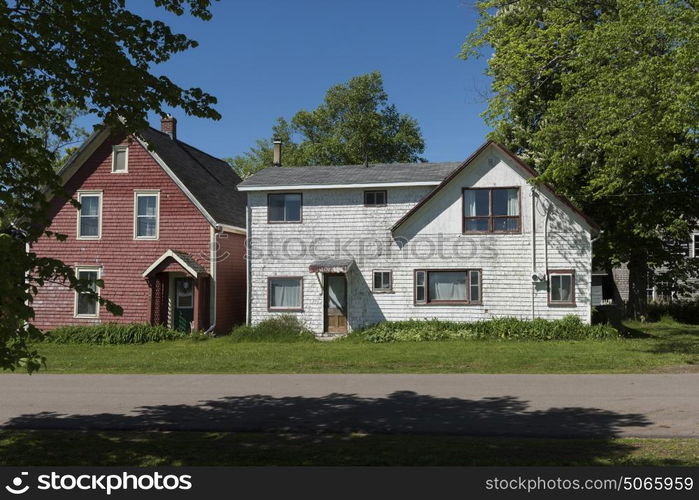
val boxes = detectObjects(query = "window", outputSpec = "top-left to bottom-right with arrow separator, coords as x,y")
463,187 -> 520,233
74,267 -> 100,317
134,192 -> 159,239
372,270 -> 392,293
548,270 -> 575,305
414,269 -> 481,305
268,193 -> 302,223
77,191 -> 102,239
268,277 -> 303,310
364,190 -> 387,206
694,234 -> 699,258
112,146 -> 128,173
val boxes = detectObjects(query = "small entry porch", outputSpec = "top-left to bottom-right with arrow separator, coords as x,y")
143,250 -> 209,333
309,259 -> 355,335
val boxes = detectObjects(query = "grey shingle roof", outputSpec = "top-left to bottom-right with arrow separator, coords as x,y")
171,250 -> 207,275
140,128 -> 246,228
238,162 -> 462,189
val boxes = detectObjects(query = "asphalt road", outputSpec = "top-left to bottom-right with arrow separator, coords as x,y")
1,374 -> 697,438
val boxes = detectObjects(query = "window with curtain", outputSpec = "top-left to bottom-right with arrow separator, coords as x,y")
549,271 -> 575,304
135,193 -> 158,239
75,268 -> 99,316
414,270 -> 481,304
268,193 -> 302,222
269,277 -> 303,310
463,188 -> 519,233
78,193 -> 101,238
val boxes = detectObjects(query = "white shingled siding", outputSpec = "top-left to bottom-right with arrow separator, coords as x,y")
247,145 -> 593,333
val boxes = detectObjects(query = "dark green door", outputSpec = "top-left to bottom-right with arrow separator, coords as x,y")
174,277 -> 194,332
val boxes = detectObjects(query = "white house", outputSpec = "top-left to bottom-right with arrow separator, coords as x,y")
237,141 -> 599,335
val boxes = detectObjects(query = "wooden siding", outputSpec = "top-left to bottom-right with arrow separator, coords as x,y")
31,134 -> 213,330
214,230 -> 247,333
247,145 -> 593,333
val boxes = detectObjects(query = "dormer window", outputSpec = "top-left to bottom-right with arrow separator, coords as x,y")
463,187 -> 520,233
112,146 -> 128,173
364,190 -> 387,206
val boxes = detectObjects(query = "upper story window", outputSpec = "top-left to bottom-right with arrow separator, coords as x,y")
74,266 -> 100,317
112,146 -> 128,173
372,270 -> 392,293
414,269 -> 481,305
463,187 -> 520,233
548,270 -> 575,306
268,193 -> 302,223
364,190 -> 387,206
77,191 -> 102,239
693,234 -> 699,258
134,191 -> 159,239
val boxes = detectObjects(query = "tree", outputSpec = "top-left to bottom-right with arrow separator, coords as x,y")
228,72 -> 425,176
462,0 -> 699,316
1,0 -> 220,372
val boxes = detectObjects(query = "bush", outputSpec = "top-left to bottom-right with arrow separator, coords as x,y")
345,316 -> 620,343
646,300 -> 699,324
44,323 -> 196,344
229,315 -> 316,342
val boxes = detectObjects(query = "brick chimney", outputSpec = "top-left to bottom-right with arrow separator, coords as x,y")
161,114 -> 177,140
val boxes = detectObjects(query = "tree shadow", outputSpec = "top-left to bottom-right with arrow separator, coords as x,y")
5,391 -> 649,437
1,392 -> 659,465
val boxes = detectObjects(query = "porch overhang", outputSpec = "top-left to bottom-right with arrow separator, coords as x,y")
142,249 -> 207,278
309,258 -> 355,274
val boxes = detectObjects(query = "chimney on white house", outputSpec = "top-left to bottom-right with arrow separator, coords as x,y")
161,114 -> 177,140
272,139 -> 282,166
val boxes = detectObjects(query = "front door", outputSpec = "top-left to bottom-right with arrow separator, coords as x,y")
174,277 -> 194,332
324,274 -> 347,334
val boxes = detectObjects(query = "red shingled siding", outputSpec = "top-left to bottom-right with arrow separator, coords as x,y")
214,231 -> 247,334
31,134 -> 213,331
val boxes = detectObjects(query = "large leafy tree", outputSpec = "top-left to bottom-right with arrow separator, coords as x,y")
463,0 -> 699,316
228,72 -> 426,177
1,0 -> 220,371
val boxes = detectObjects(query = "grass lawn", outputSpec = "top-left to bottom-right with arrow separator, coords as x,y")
29,319 -> 699,374
0,430 -> 697,466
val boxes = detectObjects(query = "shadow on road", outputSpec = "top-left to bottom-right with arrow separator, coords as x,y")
5,391 -> 649,437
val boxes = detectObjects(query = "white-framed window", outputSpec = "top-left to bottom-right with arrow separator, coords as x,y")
74,266 -> 100,318
268,277 -> 303,311
111,145 -> 128,173
77,191 -> 102,239
414,269 -> 481,305
548,270 -> 575,305
134,191 -> 159,239
372,270 -> 392,293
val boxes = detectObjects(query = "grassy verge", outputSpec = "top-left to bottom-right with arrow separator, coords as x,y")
25,319 -> 698,374
0,430 -> 696,466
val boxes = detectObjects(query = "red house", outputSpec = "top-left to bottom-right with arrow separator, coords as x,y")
31,117 -> 247,334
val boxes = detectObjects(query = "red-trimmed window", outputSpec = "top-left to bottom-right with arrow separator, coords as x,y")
463,188 -> 520,233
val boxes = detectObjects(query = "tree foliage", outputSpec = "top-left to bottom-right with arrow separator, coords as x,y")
228,72 -> 426,177
0,0 -> 220,371
463,0 -> 699,315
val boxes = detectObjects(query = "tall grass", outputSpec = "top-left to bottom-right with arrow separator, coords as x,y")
44,324 -> 195,344
229,315 -> 316,343
343,315 -> 620,343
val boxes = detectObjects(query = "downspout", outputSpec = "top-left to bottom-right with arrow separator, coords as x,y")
246,202 -> 252,325
544,202 -> 552,280
206,225 -> 221,334
531,187 -> 537,319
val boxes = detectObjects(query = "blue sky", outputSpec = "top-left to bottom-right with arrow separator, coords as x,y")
124,0 -> 492,163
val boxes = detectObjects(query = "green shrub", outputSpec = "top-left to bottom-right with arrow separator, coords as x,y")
646,300 -> 699,324
345,316 -> 620,343
44,323 -> 194,344
229,315 -> 316,342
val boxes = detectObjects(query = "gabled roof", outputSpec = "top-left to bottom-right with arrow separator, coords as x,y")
57,125 -> 246,230
142,249 -> 207,278
391,141 -> 600,233
237,162 -> 461,191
